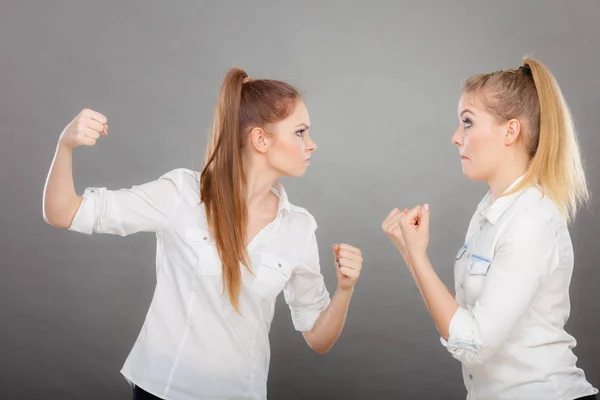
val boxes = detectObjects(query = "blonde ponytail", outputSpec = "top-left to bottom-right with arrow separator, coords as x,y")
463,57 -> 589,222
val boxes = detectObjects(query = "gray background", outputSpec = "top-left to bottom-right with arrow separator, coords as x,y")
1,1 -> 598,399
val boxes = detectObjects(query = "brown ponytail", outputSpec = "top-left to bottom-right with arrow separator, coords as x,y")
200,68 -> 300,312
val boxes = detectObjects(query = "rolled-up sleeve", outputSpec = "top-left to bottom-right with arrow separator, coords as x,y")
441,212 -> 557,367
283,220 -> 331,332
69,169 -> 182,236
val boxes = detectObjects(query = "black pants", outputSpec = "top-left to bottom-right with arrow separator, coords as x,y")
129,386 -> 598,400
132,386 -> 164,400
131,385 -> 597,400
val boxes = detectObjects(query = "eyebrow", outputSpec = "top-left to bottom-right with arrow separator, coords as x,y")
296,123 -> 310,129
460,109 -> 475,117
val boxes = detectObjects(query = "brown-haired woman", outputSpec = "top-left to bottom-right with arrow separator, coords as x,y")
43,68 -> 364,400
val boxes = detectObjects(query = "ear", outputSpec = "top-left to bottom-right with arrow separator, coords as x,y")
504,119 -> 522,146
249,127 -> 269,154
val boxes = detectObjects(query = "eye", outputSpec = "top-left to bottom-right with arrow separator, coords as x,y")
462,117 -> 472,130
295,129 -> 306,137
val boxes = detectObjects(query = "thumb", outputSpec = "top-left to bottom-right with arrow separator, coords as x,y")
332,244 -> 340,266
404,205 -> 422,226
420,203 -> 431,232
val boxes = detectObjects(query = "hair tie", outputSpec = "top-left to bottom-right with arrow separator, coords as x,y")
519,65 -> 533,78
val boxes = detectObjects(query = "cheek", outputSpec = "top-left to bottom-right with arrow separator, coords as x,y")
465,130 -> 502,174
271,137 -> 305,167
464,134 -> 480,155
283,138 -> 305,156
465,130 -> 490,159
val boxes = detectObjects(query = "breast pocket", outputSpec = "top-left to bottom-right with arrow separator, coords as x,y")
184,227 -> 221,275
251,252 -> 293,300
468,254 -> 492,276
462,253 -> 493,306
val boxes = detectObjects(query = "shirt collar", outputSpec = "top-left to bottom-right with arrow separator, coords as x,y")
271,181 -> 292,213
478,174 -> 528,225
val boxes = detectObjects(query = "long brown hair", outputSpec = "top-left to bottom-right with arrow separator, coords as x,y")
200,68 -> 300,312
463,57 -> 589,222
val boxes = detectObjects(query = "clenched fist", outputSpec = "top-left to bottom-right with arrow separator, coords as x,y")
383,204 -> 431,262
382,208 -> 410,256
59,108 -> 108,149
333,243 -> 363,290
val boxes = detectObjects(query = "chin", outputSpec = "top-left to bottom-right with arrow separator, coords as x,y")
462,167 -> 487,181
286,166 -> 309,178
290,169 -> 307,178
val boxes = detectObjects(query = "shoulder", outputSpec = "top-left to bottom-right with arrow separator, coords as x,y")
158,168 -> 201,204
279,201 -> 322,264
159,167 -> 200,184
276,197 -> 319,247
287,202 -> 318,231
273,183 -> 318,234
512,186 -> 566,233
501,188 -> 562,249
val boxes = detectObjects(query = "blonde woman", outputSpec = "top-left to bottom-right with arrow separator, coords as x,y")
383,58 -> 597,400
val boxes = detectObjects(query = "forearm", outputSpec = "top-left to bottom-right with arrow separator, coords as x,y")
410,254 -> 459,340
303,286 -> 354,354
43,143 -> 82,228
401,250 -> 423,293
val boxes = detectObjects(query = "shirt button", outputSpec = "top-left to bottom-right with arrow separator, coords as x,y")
278,263 -> 282,268
469,374 -> 473,380
203,236 -> 208,241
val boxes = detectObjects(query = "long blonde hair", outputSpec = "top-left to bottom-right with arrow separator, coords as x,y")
463,57 -> 589,222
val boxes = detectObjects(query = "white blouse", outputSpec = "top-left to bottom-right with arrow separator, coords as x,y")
69,168 -> 331,400
442,176 -> 598,400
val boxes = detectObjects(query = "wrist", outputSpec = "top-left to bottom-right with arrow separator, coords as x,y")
57,140 -> 74,153
336,284 -> 355,295
400,249 -> 411,263
408,251 -> 428,266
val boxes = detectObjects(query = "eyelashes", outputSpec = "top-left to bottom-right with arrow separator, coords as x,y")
462,118 -> 472,130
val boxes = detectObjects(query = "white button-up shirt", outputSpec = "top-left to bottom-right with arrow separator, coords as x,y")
441,176 -> 598,400
69,168 -> 331,400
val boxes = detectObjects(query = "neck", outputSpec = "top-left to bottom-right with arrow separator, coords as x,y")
243,156 -> 280,208
488,153 -> 529,202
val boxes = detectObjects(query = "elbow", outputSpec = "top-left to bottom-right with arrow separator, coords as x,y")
42,205 -> 72,229
303,330 -> 332,354
42,206 -> 58,227
313,340 -> 333,354
43,196 -> 82,229
309,342 -> 332,355
43,215 -> 70,229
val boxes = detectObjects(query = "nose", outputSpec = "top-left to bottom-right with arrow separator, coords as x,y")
306,135 -> 317,152
451,128 -> 463,149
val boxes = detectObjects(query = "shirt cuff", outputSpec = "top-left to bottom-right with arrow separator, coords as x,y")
68,187 -> 101,235
289,295 -> 331,332
440,307 -> 478,351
